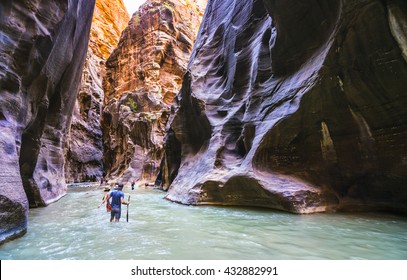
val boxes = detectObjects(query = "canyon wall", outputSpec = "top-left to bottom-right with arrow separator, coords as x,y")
0,0 -> 95,244
157,0 -> 407,213
65,0 -> 129,183
102,0 -> 207,184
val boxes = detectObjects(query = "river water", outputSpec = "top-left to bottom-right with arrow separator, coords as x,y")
1,186 -> 407,260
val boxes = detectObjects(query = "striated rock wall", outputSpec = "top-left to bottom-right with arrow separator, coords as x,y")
102,0 -> 207,183
157,0 -> 407,214
89,0 -> 130,60
0,0 -> 95,244
65,0 -> 129,183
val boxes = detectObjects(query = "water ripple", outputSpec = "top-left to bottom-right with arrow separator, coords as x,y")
1,188 -> 407,259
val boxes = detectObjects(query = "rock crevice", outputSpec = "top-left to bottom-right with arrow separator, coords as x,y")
65,0 -> 129,183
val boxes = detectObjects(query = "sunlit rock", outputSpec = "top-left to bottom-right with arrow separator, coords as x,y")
102,0 -> 207,184
65,0 -> 129,183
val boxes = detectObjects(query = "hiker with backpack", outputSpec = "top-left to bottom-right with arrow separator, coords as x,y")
99,183 -> 130,222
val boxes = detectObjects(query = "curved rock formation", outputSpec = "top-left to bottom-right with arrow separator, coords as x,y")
65,0 -> 129,183
0,0 -> 95,244
157,0 -> 407,214
102,0 -> 206,183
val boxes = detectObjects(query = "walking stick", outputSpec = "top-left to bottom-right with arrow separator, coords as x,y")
126,195 -> 131,222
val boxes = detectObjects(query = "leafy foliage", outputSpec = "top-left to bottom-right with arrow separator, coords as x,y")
126,99 -> 138,113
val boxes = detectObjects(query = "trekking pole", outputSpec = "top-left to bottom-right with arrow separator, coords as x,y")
126,195 -> 131,222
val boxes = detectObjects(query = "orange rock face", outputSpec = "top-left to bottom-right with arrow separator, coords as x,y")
65,0 -> 129,183
90,0 -> 130,60
102,0 -> 207,183
104,0 -> 206,103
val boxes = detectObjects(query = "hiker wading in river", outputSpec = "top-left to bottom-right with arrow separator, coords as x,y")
99,183 -> 130,222
98,189 -> 112,212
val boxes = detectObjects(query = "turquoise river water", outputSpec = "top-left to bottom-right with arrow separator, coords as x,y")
1,186 -> 407,260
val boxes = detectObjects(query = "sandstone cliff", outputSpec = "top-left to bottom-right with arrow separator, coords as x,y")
102,0 -> 207,183
0,0 -> 95,244
157,0 -> 407,214
65,0 -> 129,183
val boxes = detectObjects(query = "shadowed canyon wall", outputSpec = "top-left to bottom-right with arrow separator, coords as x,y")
65,0 -> 129,183
102,0 -> 207,184
157,0 -> 407,213
0,0 -> 95,244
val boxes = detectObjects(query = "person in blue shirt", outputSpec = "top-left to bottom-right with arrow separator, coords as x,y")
103,183 -> 130,222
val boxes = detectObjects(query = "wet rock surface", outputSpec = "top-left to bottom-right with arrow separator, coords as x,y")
65,0 -> 129,183
0,0 -> 95,243
158,0 -> 407,213
102,0 -> 207,184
